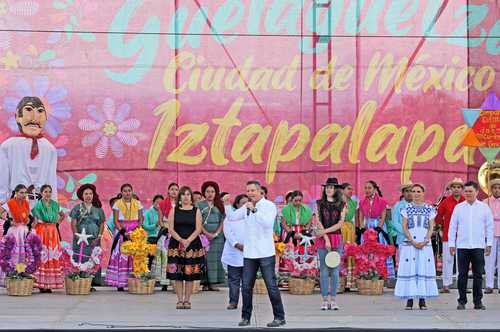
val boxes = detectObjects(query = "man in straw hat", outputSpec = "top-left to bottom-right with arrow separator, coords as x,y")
484,177 -> 500,294
435,177 -> 465,293
390,181 -> 414,247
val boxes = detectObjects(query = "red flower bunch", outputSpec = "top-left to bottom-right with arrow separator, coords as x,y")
344,229 -> 395,280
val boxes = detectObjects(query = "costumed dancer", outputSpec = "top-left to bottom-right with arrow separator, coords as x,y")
484,178 -> 500,294
105,184 -> 144,291
69,184 -> 105,288
143,195 -> 163,271
359,180 -> 395,280
340,182 -> 358,290
32,184 -> 65,292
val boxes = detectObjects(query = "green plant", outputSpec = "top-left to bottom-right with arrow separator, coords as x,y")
66,271 -> 94,281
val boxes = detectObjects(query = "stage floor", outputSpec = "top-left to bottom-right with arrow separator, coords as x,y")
1,287 -> 499,330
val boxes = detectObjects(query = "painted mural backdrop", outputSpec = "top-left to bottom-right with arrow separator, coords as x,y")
0,0 -> 499,260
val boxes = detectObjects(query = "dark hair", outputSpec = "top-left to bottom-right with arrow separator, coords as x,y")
412,184 -> 426,192
40,184 -> 52,194
152,194 -> 164,203
285,191 -> 293,202
201,181 -> 225,214
367,180 -> 383,197
220,192 -> 229,199
14,184 -> 27,193
193,191 -> 202,196
464,181 -> 479,191
120,183 -> 133,192
342,182 -> 352,189
77,184 -> 103,208
261,186 -> 268,195
233,194 -> 249,209
246,180 -> 261,188
290,190 -> 303,200
168,182 -> 179,190
318,186 -> 344,209
176,186 -> 194,208
109,197 -> 119,208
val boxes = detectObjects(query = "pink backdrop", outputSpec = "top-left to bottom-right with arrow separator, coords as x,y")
0,0 -> 499,256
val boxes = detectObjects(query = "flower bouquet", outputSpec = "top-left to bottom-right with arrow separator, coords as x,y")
284,239 -> 318,295
344,229 -> 395,295
61,246 -> 102,295
121,228 -> 156,295
0,233 -> 42,296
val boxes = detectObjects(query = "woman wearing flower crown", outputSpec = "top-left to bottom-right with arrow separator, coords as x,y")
105,183 -> 144,291
0,184 -> 32,286
31,184 -> 65,293
69,184 -> 105,289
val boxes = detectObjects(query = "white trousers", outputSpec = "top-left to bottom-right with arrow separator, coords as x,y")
485,237 -> 500,289
442,241 -> 456,287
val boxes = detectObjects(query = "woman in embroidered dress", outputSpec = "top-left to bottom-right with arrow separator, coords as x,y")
70,184 -> 106,289
341,182 -> 358,291
315,178 -> 346,311
143,195 -> 163,271
0,184 -> 32,287
197,181 -> 225,291
282,191 -> 313,245
105,183 -> 144,291
395,184 -> 438,310
32,184 -> 65,293
167,186 -> 205,309
358,180 -> 395,280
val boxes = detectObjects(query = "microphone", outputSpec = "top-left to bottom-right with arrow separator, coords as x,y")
247,208 -> 251,216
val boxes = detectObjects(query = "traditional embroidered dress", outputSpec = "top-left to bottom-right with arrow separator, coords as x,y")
105,198 -> 142,288
0,198 -> 31,286
395,203 -> 438,299
360,194 -> 395,279
341,197 -> 358,288
281,203 -> 313,271
69,203 -> 105,285
167,207 -> 205,281
197,200 -> 225,285
32,199 -> 64,289
153,200 -> 175,287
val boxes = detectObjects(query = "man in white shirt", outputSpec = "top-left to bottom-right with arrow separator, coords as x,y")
225,181 -> 285,328
221,194 -> 247,310
0,97 -> 58,207
449,181 -> 494,310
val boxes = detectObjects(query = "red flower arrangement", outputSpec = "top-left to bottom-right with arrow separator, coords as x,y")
344,229 -> 395,281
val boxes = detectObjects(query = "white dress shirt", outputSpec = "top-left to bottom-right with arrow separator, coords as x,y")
225,197 -> 277,259
221,209 -> 245,268
448,199 -> 494,249
0,137 -> 58,204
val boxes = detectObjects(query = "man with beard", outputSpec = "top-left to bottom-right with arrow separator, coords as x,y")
0,97 -> 58,207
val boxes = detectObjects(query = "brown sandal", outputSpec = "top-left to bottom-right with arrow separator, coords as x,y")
176,302 -> 184,309
183,302 -> 191,309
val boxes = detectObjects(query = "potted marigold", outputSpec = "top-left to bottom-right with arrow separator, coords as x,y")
121,228 -> 156,295
0,233 -> 42,296
344,229 -> 395,295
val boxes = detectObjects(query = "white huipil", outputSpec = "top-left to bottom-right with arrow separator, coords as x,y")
0,137 -> 58,205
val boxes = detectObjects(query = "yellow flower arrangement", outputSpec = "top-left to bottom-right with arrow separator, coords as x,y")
121,228 -> 157,277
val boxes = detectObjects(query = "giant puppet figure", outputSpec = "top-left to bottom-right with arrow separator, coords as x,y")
0,97 -> 58,206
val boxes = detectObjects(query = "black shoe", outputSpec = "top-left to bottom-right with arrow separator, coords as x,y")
39,288 -> 47,293
419,299 -> 427,310
117,287 -> 124,292
46,289 -> 52,294
405,299 -> 413,310
161,285 -> 168,292
267,319 -> 286,328
238,319 -> 250,327
474,303 -> 486,310
457,303 -> 466,310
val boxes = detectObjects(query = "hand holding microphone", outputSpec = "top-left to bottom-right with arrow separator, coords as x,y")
246,201 -> 255,216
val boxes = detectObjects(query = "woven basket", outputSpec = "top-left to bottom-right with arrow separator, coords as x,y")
253,278 -> 267,294
288,278 -> 315,295
337,277 -> 346,294
356,279 -> 384,295
171,280 -> 201,294
6,278 -> 34,296
128,278 -> 155,295
65,277 -> 92,295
